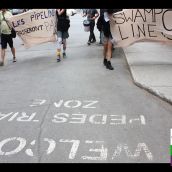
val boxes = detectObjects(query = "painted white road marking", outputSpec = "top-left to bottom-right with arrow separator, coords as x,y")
82,140 -> 108,160
59,139 -> 80,159
30,99 -> 46,107
0,137 -> 26,156
89,114 -> 107,124
0,112 -> 13,121
112,143 -> 153,160
110,115 -> 126,125
16,112 -> 37,122
25,140 -> 36,157
44,138 -> 56,155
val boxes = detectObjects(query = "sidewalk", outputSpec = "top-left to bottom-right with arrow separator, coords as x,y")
123,42 -> 172,104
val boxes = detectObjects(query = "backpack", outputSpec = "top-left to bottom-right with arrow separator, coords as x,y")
96,15 -> 103,32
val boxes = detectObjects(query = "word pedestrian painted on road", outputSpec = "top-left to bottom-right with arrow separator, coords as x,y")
111,9 -> 172,47
0,137 -> 153,161
7,9 -> 57,48
0,99 -> 146,126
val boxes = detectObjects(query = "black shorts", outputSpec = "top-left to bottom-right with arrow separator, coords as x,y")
1,34 -> 13,49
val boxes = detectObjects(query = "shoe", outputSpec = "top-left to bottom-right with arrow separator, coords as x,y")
13,57 -> 17,63
87,41 -> 91,45
57,56 -> 61,62
63,52 -> 66,58
103,58 -> 107,66
91,39 -> 96,43
0,62 -> 4,66
57,51 -> 61,62
106,61 -> 114,70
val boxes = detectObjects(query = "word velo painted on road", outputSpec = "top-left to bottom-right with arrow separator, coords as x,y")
0,137 -> 153,161
30,99 -> 98,109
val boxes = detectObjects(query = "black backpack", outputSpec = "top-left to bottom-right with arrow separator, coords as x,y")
96,15 -> 103,32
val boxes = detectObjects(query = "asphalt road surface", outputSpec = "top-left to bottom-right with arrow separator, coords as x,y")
0,14 -> 172,163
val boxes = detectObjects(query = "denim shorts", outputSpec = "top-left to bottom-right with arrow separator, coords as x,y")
57,31 -> 69,39
100,31 -> 113,44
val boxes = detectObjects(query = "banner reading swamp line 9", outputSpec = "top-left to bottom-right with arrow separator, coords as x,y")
7,9 -> 172,48
8,9 -> 57,48
110,9 -> 172,47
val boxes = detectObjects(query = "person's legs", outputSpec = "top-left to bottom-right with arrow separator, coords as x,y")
0,49 -> 5,66
103,43 -> 108,66
8,36 -> 16,62
91,22 -> 96,42
0,34 -> 7,66
62,38 -> 67,57
11,47 -> 16,62
57,34 -> 62,62
106,40 -> 112,61
99,31 -> 103,44
88,21 -> 94,44
106,40 -> 114,70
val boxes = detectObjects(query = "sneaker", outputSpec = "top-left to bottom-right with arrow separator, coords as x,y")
57,56 -> 61,62
91,39 -> 96,43
57,51 -> 61,62
0,62 -> 4,66
103,58 -> 107,66
87,41 -> 91,45
63,52 -> 66,58
13,57 -> 17,63
106,61 -> 114,70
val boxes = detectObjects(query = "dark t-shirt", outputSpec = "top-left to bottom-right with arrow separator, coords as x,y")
56,10 -> 70,32
86,9 -> 98,21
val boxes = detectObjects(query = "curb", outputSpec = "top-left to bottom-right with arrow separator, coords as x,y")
123,48 -> 172,105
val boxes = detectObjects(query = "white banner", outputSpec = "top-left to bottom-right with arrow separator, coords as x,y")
110,9 -> 172,47
8,9 -> 57,48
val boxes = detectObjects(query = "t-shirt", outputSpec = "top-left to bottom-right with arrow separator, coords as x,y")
85,9 -> 98,21
0,10 -> 13,35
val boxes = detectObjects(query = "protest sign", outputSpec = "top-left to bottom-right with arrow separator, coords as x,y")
110,9 -> 172,47
8,9 -> 57,48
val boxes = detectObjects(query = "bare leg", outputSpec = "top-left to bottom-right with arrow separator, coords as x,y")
103,43 -> 108,59
11,47 -> 16,62
11,47 -> 16,57
1,49 -> 5,65
106,41 -> 112,61
63,39 -> 67,57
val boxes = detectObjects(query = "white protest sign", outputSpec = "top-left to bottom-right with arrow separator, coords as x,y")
8,9 -> 57,48
110,9 -> 172,47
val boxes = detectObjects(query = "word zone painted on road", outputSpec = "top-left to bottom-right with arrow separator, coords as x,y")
0,99 -> 146,125
0,137 -> 153,161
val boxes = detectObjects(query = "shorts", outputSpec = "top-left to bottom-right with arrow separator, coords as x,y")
101,31 -> 113,44
57,31 -> 69,39
1,34 -> 14,49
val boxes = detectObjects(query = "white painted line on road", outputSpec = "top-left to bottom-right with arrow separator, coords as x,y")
0,137 -> 26,156
59,139 -> 80,159
82,140 -> 108,160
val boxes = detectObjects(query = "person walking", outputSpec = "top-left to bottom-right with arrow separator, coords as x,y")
100,9 -> 115,70
83,9 -> 99,45
97,9 -> 106,45
0,9 -> 16,66
56,9 -> 70,62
